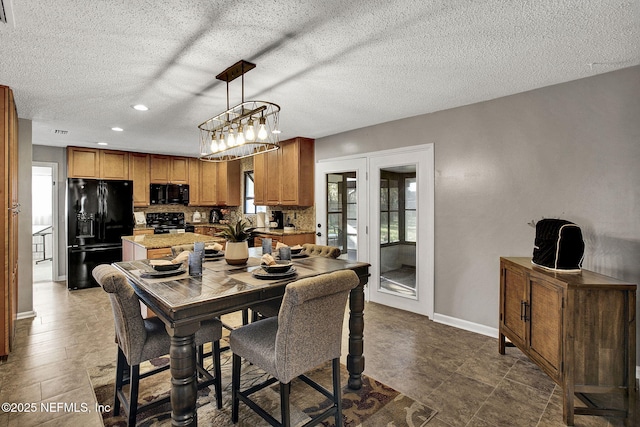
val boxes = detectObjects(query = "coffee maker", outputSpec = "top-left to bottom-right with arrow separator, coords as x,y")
271,210 -> 284,229
209,208 -> 223,224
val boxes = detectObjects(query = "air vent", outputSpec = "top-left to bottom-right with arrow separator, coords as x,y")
52,129 -> 69,135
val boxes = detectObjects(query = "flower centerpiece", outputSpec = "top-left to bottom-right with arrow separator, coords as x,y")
217,219 -> 253,265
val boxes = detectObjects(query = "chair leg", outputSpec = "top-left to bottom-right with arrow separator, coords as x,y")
128,364 -> 140,427
242,309 -> 249,325
113,347 -> 126,416
332,358 -> 343,427
213,340 -> 223,409
197,344 -> 204,378
280,382 -> 291,427
231,353 -> 241,423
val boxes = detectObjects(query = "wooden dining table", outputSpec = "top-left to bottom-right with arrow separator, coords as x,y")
113,250 -> 370,427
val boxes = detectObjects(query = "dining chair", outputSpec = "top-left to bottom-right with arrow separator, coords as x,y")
249,243 -> 342,321
230,269 -> 359,427
92,264 -> 223,426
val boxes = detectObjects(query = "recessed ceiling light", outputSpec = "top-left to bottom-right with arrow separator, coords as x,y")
97,142 -> 108,146
132,104 -> 149,111
111,127 -> 124,132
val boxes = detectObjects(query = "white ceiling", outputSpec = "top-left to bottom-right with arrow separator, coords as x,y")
1,0 -> 638,157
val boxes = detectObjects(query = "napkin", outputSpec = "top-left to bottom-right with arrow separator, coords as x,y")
173,251 -> 191,264
206,243 -> 223,251
149,259 -> 172,266
290,244 -> 303,250
261,253 -> 276,266
275,242 -> 289,250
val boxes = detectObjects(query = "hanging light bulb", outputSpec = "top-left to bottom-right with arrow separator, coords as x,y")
210,133 -> 218,152
227,128 -> 236,147
237,125 -> 245,145
257,116 -> 268,140
219,132 -> 227,151
245,118 -> 255,141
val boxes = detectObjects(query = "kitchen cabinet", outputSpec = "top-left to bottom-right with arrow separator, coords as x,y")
133,228 -> 154,236
129,153 -> 150,207
198,159 -> 218,206
216,160 -> 240,206
499,257 -> 636,426
67,147 -> 100,178
188,159 -> 239,206
254,137 -> 314,206
188,158 -> 202,206
1,85 -> 18,357
67,147 -> 130,180
150,154 -> 189,184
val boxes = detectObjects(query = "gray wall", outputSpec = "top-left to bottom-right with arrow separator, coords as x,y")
317,66 -> 640,351
17,119 -> 33,314
32,145 -> 67,280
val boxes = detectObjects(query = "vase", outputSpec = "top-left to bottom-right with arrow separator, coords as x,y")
224,241 -> 249,265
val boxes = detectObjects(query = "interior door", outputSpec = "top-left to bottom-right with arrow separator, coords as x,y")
315,158 -> 368,263
368,146 -> 434,317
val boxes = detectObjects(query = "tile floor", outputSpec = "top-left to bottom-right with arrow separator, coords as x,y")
0,278 -> 637,426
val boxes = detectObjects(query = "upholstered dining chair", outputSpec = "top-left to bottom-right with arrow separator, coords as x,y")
92,264 -> 223,426
230,269 -> 359,427
249,243 -> 342,321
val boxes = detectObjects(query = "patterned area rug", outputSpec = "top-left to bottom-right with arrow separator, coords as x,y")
89,340 -> 436,426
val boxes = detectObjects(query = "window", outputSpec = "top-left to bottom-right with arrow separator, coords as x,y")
244,171 -> 266,214
380,171 -> 416,245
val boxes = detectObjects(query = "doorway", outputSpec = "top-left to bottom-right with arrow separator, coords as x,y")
32,163 -> 57,282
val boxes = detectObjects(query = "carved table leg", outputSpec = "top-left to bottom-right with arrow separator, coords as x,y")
347,274 -> 366,390
167,323 -> 200,427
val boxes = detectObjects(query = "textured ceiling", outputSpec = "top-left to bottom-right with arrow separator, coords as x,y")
1,0 -> 638,156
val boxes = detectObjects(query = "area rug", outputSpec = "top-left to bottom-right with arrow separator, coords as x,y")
89,340 -> 436,426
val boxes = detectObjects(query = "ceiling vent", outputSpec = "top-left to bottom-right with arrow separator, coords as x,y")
52,129 -> 69,135
0,0 -> 15,26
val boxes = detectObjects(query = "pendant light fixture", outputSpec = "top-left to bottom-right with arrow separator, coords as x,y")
198,60 -> 281,162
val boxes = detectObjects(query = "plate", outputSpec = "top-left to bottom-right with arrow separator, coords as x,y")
141,268 -> 186,279
291,253 -> 308,259
204,251 -> 224,259
252,267 -> 297,280
261,261 -> 293,273
152,263 -> 182,271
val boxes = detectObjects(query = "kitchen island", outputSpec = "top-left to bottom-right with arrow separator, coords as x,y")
122,232 -> 225,261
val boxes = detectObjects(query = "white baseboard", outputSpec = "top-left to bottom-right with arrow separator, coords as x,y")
432,312 -> 640,379
17,310 -> 37,320
432,312 -> 499,338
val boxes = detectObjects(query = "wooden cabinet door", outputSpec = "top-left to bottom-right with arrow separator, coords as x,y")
265,149 -> 281,205
68,147 -> 100,178
129,153 -> 150,207
188,158 -> 201,206
280,137 -> 314,206
501,265 -> 527,349
254,153 -> 267,205
217,160 -> 240,206
528,277 -> 563,380
100,149 -> 129,180
150,155 -> 170,183
170,157 -> 189,183
199,160 -> 218,205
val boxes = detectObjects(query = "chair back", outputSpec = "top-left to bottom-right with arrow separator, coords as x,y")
301,243 -> 341,258
92,264 -> 147,364
275,269 -> 359,383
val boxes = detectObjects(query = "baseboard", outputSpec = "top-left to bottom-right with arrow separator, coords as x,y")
17,310 -> 37,320
433,312 -> 640,380
432,312 -> 499,338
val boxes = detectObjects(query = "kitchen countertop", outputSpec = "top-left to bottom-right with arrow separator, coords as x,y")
122,232 -> 224,249
252,227 -> 315,236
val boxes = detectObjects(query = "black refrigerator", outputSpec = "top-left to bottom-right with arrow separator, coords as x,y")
67,178 -> 134,289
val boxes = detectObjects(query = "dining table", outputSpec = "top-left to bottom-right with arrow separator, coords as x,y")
112,249 -> 370,427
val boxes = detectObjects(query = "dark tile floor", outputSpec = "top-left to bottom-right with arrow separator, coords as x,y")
0,279 -> 636,426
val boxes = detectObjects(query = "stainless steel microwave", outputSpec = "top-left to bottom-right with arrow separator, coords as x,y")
150,184 -> 189,205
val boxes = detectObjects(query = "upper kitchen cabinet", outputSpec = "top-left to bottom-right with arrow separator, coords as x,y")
100,149 -> 129,180
198,160 -> 218,206
67,147 -> 100,178
129,153 -> 150,207
216,160 -> 240,206
67,147 -> 130,180
149,155 -> 189,184
188,158 -> 202,206
254,137 -> 314,206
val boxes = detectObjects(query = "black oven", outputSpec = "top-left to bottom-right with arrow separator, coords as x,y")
150,184 -> 189,205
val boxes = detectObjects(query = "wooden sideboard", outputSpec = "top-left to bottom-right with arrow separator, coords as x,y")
499,257 -> 636,426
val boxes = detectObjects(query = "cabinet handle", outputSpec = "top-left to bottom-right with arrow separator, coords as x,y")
520,300 -> 526,320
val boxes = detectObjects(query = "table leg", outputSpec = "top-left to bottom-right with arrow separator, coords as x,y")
167,324 -> 200,427
347,275 -> 366,390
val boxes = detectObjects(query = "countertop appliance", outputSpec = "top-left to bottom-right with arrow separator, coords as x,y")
209,208 -> 223,224
150,183 -> 189,205
146,212 -> 193,234
271,210 -> 284,229
67,178 -> 134,289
